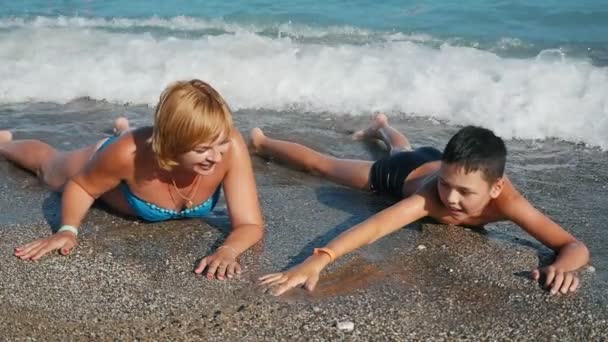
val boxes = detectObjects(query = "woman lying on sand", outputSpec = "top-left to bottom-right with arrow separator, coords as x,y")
1,79 -> 264,280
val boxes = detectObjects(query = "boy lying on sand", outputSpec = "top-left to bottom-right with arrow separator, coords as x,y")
252,114 -> 589,295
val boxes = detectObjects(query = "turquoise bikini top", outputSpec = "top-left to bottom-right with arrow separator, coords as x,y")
97,135 -> 221,222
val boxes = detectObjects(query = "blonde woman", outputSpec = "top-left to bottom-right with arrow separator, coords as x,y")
1,79 -> 264,280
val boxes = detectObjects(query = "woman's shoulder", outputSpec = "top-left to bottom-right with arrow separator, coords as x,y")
95,127 -> 153,171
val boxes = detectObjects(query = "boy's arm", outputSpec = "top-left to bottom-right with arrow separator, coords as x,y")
326,194 -> 428,259
499,185 -> 590,293
260,194 -> 429,295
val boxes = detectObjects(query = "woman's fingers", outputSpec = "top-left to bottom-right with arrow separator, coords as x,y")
549,272 -> 564,295
194,258 -> 208,274
559,273 -> 574,294
19,243 -> 48,260
544,267 -> 556,288
217,263 -> 228,280
206,260 -> 221,279
31,244 -> 56,261
14,240 -> 43,257
226,263 -> 235,279
569,276 -> 580,293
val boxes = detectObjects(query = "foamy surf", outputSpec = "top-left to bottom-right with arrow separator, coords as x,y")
1,17 -> 606,149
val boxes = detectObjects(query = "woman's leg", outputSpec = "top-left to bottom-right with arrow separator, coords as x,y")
113,117 -> 131,136
0,131 -> 99,191
250,128 -> 373,191
352,113 -> 412,155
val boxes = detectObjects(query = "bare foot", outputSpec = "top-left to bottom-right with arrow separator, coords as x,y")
113,117 -> 130,136
249,127 -> 266,154
0,130 -> 13,143
352,113 -> 389,140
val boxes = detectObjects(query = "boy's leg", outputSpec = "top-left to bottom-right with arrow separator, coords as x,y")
352,113 -> 412,155
250,128 -> 373,191
0,130 -> 97,191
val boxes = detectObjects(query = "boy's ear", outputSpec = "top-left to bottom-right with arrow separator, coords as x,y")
490,177 -> 505,199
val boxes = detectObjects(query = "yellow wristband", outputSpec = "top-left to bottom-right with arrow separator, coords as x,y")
57,225 -> 78,236
313,247 -> 336,263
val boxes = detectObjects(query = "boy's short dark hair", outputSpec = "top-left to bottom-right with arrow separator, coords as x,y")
441,126 -> 506,182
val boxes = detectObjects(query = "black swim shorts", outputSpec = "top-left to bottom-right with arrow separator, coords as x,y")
369,146 -> 442,198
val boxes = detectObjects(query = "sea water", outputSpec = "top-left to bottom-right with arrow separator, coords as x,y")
1,0 -> 607,147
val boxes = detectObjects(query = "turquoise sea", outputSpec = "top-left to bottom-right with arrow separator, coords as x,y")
1,0 -> 607,148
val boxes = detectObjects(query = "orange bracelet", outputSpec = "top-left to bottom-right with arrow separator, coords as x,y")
313,247 -> 336,263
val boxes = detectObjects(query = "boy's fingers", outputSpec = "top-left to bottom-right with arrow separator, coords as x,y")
259,273 -> 282,282
273,278 -> 303,296
304,277 -> 319,291
194,258 -> 209,274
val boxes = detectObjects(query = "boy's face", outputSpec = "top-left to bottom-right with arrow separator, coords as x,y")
437,163 -> 503,218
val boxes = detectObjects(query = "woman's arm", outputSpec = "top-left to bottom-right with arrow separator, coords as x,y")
260,193 -> 429,295
15,137 -> 131,260
195,131 -> 264,279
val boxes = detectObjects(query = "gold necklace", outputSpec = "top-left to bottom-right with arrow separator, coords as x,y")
169,174 -> 200,209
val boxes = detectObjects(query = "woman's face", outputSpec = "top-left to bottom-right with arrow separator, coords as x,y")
175,132 -> 232,175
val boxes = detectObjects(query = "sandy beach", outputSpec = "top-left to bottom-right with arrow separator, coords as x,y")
1,108 -> 606,340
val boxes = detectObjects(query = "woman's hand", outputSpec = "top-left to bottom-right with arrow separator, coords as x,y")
532,265 -> 580,295
195,246 -> 242,280
258,255 -> 328,296
14,231 -> 78,261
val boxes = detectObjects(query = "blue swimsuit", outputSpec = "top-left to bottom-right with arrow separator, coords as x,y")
97,136 -> 221,222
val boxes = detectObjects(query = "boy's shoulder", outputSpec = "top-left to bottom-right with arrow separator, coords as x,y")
492,177 -> 530,219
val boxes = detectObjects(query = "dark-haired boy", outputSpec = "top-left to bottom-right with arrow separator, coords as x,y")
251,114 -> 590,295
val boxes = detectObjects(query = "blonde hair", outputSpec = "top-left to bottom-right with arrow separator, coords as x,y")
151,79 -> 233,170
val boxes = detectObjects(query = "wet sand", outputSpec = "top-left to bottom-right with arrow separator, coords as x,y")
0,106 -> 606,340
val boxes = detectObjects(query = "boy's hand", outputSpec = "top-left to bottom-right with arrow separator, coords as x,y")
258,256 -> 326,296
14,231 -> 78,261
532,265 -> 580,295
195,246 -> 241,280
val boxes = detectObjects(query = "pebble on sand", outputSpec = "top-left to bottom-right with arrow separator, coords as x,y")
337,321 -> 355,332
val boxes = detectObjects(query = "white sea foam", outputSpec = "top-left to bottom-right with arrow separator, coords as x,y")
1,18 -> 607,149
